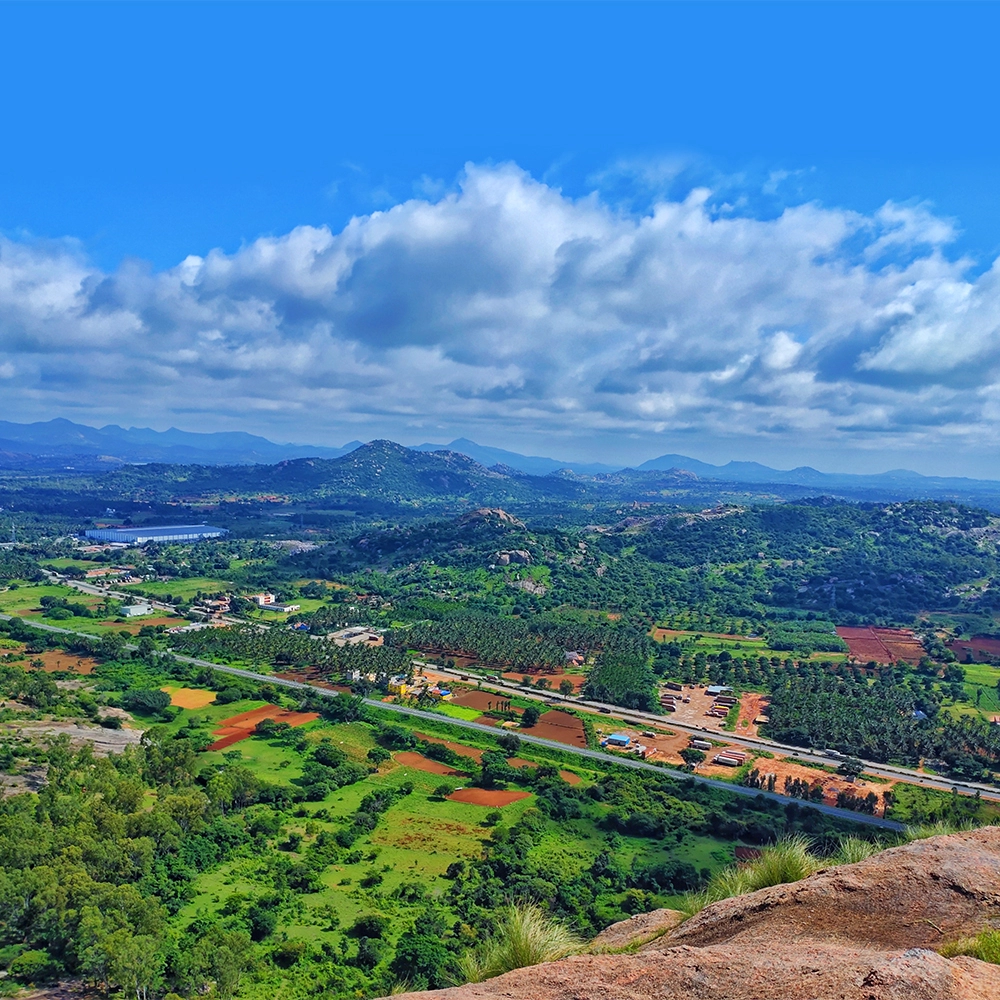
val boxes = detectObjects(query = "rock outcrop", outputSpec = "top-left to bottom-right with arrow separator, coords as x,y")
459,508 -> 527,528
389,828 -> 1000,1000
588,908 -> 683,952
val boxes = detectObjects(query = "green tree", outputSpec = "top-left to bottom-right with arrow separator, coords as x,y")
679,747 -> 706,768
104,930 -> 165,1000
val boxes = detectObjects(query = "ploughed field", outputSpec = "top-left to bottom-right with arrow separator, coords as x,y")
950,635 -> 1000,660
836,626 -> 924,664
208,704 -> 320,750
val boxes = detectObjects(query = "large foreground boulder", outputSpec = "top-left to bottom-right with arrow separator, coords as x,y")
588,909 -> 684,952
388,827 -> 1000,1000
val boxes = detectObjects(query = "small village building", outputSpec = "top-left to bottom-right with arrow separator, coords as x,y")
121,603 -> 154,618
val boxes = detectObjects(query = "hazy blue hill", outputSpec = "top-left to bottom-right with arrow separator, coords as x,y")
0,417 -> 361,465
87,439 -> 583,510
414,437 -> 621,475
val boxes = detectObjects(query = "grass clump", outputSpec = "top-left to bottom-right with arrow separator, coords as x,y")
683,835 -> 822,915
941,929 -> 1000,965
831,836 -> 886,865
457,902 -> 582,983
906,818 -> 979,841
681,834 -> 894,916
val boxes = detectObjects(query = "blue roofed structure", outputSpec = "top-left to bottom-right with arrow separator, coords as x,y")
84,524 -> 228,544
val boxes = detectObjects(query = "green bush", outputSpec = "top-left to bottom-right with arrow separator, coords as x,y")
8,948 -> 60,984
122,688 -> 172,713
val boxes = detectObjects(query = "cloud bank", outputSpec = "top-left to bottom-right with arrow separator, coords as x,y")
2,163 -> 1000,468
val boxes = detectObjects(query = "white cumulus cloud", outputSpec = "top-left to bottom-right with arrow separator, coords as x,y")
1,161 -> 999,467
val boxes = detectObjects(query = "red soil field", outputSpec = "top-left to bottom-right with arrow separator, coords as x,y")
837,626 -> 924,665
394,752 -> 464,776
736,692 -> 769,736
29,650 -> 98,675
712,755 -> 899,811
273,669 -> 352,693
501,671 -> 587,692
447,788 -> 532,807
208,704 -> 319,751
949,636 -> 1000,660
416,741 -> 577,782
525,710 -> 587,747
450,690 -> 521,713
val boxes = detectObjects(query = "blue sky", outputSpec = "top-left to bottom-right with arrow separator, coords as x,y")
2,2 -> 1000,475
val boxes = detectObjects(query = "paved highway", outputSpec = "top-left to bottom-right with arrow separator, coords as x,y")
40,568 -> 999,800
0,612 -> 905,830
420,662 -> 1000,803
164,648 -> 905,831
6,609 -> 993,817
46,566 -> 994,799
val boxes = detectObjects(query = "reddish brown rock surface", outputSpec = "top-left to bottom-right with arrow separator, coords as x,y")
588,909 -> 683,952
388,828 -> 1000,1000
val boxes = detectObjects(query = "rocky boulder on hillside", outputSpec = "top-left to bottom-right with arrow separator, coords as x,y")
387,827 -> 1000,1000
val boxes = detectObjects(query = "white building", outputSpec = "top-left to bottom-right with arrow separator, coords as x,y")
121,603 -> 155,618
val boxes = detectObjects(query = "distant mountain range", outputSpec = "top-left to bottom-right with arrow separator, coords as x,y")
4,417 -> 1000,506
412,438 -> 619,476
0,418 -> 361,468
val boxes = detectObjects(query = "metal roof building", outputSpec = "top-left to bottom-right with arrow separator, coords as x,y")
84,524 -> 228,544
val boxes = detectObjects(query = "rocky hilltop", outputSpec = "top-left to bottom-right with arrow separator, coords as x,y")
390,828 -> 1000,1000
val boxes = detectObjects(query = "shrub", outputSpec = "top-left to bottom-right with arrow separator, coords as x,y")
355,937 -> 384,970
496,732 -> 521,755
271,939 -> 307,967
8,948 -> 60,984
122,689 -> 171,713
350,914 -> 390,939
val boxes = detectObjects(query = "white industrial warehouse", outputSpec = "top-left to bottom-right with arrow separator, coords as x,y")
84,524 -> 228,544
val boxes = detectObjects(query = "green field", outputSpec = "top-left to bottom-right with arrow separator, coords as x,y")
0,582 -> 96,613
123,576 -> 234,600
957,660 -> 1000,718
653,627 -> 848,664
39,557 -> 104,570
173,713 -> 736,980
429,702 -> 483,722
247,597 -> 327,621
0,582 -> 190,634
